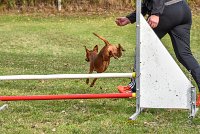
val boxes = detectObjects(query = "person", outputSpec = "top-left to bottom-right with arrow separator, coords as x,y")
115,0 -> 200,106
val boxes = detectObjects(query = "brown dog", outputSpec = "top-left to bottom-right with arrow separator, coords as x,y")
84,33 -> 125,87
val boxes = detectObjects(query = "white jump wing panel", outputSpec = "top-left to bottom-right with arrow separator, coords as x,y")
140,14 -> 191,109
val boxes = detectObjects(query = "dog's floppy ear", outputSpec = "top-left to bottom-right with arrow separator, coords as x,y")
84,46 -> 90,62
84,46 -> 89,53
93,45 -> 98,52
118,44 -> 125,51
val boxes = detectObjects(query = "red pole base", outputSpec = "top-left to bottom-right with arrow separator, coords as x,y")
0,93 -> 136,101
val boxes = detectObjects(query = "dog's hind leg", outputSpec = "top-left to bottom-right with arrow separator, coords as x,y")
86,78 -> 89,85
90,78 -> 97,87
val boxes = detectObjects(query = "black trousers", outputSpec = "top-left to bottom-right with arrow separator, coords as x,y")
153,0 -> 200,91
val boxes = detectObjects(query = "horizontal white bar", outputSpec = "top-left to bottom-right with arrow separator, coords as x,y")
0,73 -> 135,80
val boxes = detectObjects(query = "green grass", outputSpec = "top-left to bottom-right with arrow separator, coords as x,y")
0,13 -> 200,133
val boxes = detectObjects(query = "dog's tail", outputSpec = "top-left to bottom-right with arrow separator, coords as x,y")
93,33 -> 111,46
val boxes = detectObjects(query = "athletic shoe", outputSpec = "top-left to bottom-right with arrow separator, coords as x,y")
196,94 -> 200,107
117,85 -> 131,93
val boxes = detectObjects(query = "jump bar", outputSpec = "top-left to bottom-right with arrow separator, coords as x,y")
0,93 -> 136,101
0,73 -> 136,80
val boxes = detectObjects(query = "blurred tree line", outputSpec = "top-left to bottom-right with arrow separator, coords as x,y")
0,0 -> 199,13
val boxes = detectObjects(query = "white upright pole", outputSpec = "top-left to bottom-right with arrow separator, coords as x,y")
129,0 -> 142,120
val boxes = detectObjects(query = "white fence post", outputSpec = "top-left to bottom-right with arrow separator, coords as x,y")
58,0 -> 61,11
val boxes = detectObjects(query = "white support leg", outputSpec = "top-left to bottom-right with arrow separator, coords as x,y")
0,104 -> 8,111
190,87 -> 198,118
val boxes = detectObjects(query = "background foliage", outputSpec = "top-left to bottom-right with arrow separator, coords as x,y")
0,0 -> 199,13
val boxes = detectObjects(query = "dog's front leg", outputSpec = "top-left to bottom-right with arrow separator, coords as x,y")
86,68 -> 93,85
90,78 -> 97,87
109,51 -> 118,59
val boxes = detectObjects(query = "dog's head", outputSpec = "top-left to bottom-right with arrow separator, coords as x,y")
84,45 -> 98,62
107,44 -> 125,60
115,44 -> 125,58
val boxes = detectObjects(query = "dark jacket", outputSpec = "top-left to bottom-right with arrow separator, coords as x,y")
126,0 -> 171,23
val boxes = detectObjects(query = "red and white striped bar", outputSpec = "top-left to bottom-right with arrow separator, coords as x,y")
0,73 -> 136,80
0,93 -> 136,101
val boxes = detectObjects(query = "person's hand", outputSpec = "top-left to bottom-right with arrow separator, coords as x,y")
115,17 -> 131,26
147,15 -> 159,28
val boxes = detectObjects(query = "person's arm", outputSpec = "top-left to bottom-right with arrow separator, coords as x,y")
148,0 -> 166,28
126,4 -> 149,24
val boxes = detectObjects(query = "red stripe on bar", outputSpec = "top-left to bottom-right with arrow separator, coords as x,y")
0,93 -> 134,101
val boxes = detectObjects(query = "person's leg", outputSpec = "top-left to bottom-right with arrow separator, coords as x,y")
169,24 -> 200,106
169,24 -> 200,90
163,1 -> 200,105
